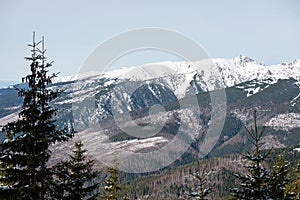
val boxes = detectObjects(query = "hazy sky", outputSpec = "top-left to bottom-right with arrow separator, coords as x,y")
0,0 -> 299,81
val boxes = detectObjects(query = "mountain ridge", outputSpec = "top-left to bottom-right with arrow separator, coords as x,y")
0,55 -> 300,173
52,55 -> 300,88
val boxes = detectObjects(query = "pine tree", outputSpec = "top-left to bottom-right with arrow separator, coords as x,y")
231,109 -> 271,200
189,161 -> 212,200
0,33 -> 72,199
53,141 -> 99,199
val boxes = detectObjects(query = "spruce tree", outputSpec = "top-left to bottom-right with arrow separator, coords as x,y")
53,141 -> 99,200
0,33 -> 72,199
189,161 -> 212,200
231,109 -> 271,200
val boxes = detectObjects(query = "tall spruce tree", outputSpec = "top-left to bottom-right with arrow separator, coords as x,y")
231,109 -> 271,200
0,33 -> 72,199
53,141 -> 99,199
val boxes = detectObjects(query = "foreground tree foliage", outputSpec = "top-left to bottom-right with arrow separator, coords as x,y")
231,110 -> 271,200
269,154 -> 292,199
53,141 -> 99,199
0,33 -> 72,199
285,160 -> 300,199
230,109 -> 296,200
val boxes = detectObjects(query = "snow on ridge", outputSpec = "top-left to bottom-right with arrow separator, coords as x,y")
214,56 -> 295,86
46,55 -> 300,111
53,55 -> 300,85
50,55 -> 300,101
52,74 -> 76,83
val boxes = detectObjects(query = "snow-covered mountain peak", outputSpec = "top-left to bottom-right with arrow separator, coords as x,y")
116,61 -> 195,81
52,56 -> 300,96
279,58 -> 300,66
233,55 -> 256,64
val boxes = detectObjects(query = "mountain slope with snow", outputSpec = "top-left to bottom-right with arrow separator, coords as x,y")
1,55 -> 300,169
54,55 -> 300,97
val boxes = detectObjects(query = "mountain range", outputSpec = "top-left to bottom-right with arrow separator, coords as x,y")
0,55 -> 300,172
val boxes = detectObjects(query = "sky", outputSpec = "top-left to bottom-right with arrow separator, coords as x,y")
0,0 -> 300,82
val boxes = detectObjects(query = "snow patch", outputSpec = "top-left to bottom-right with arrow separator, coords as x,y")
293,147 -> 300,152
3,106 -> 21,111
291,93 -> 300,107
265,113 -> 300,131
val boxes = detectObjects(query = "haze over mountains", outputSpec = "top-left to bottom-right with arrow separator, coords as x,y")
0,81 -> 18,89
